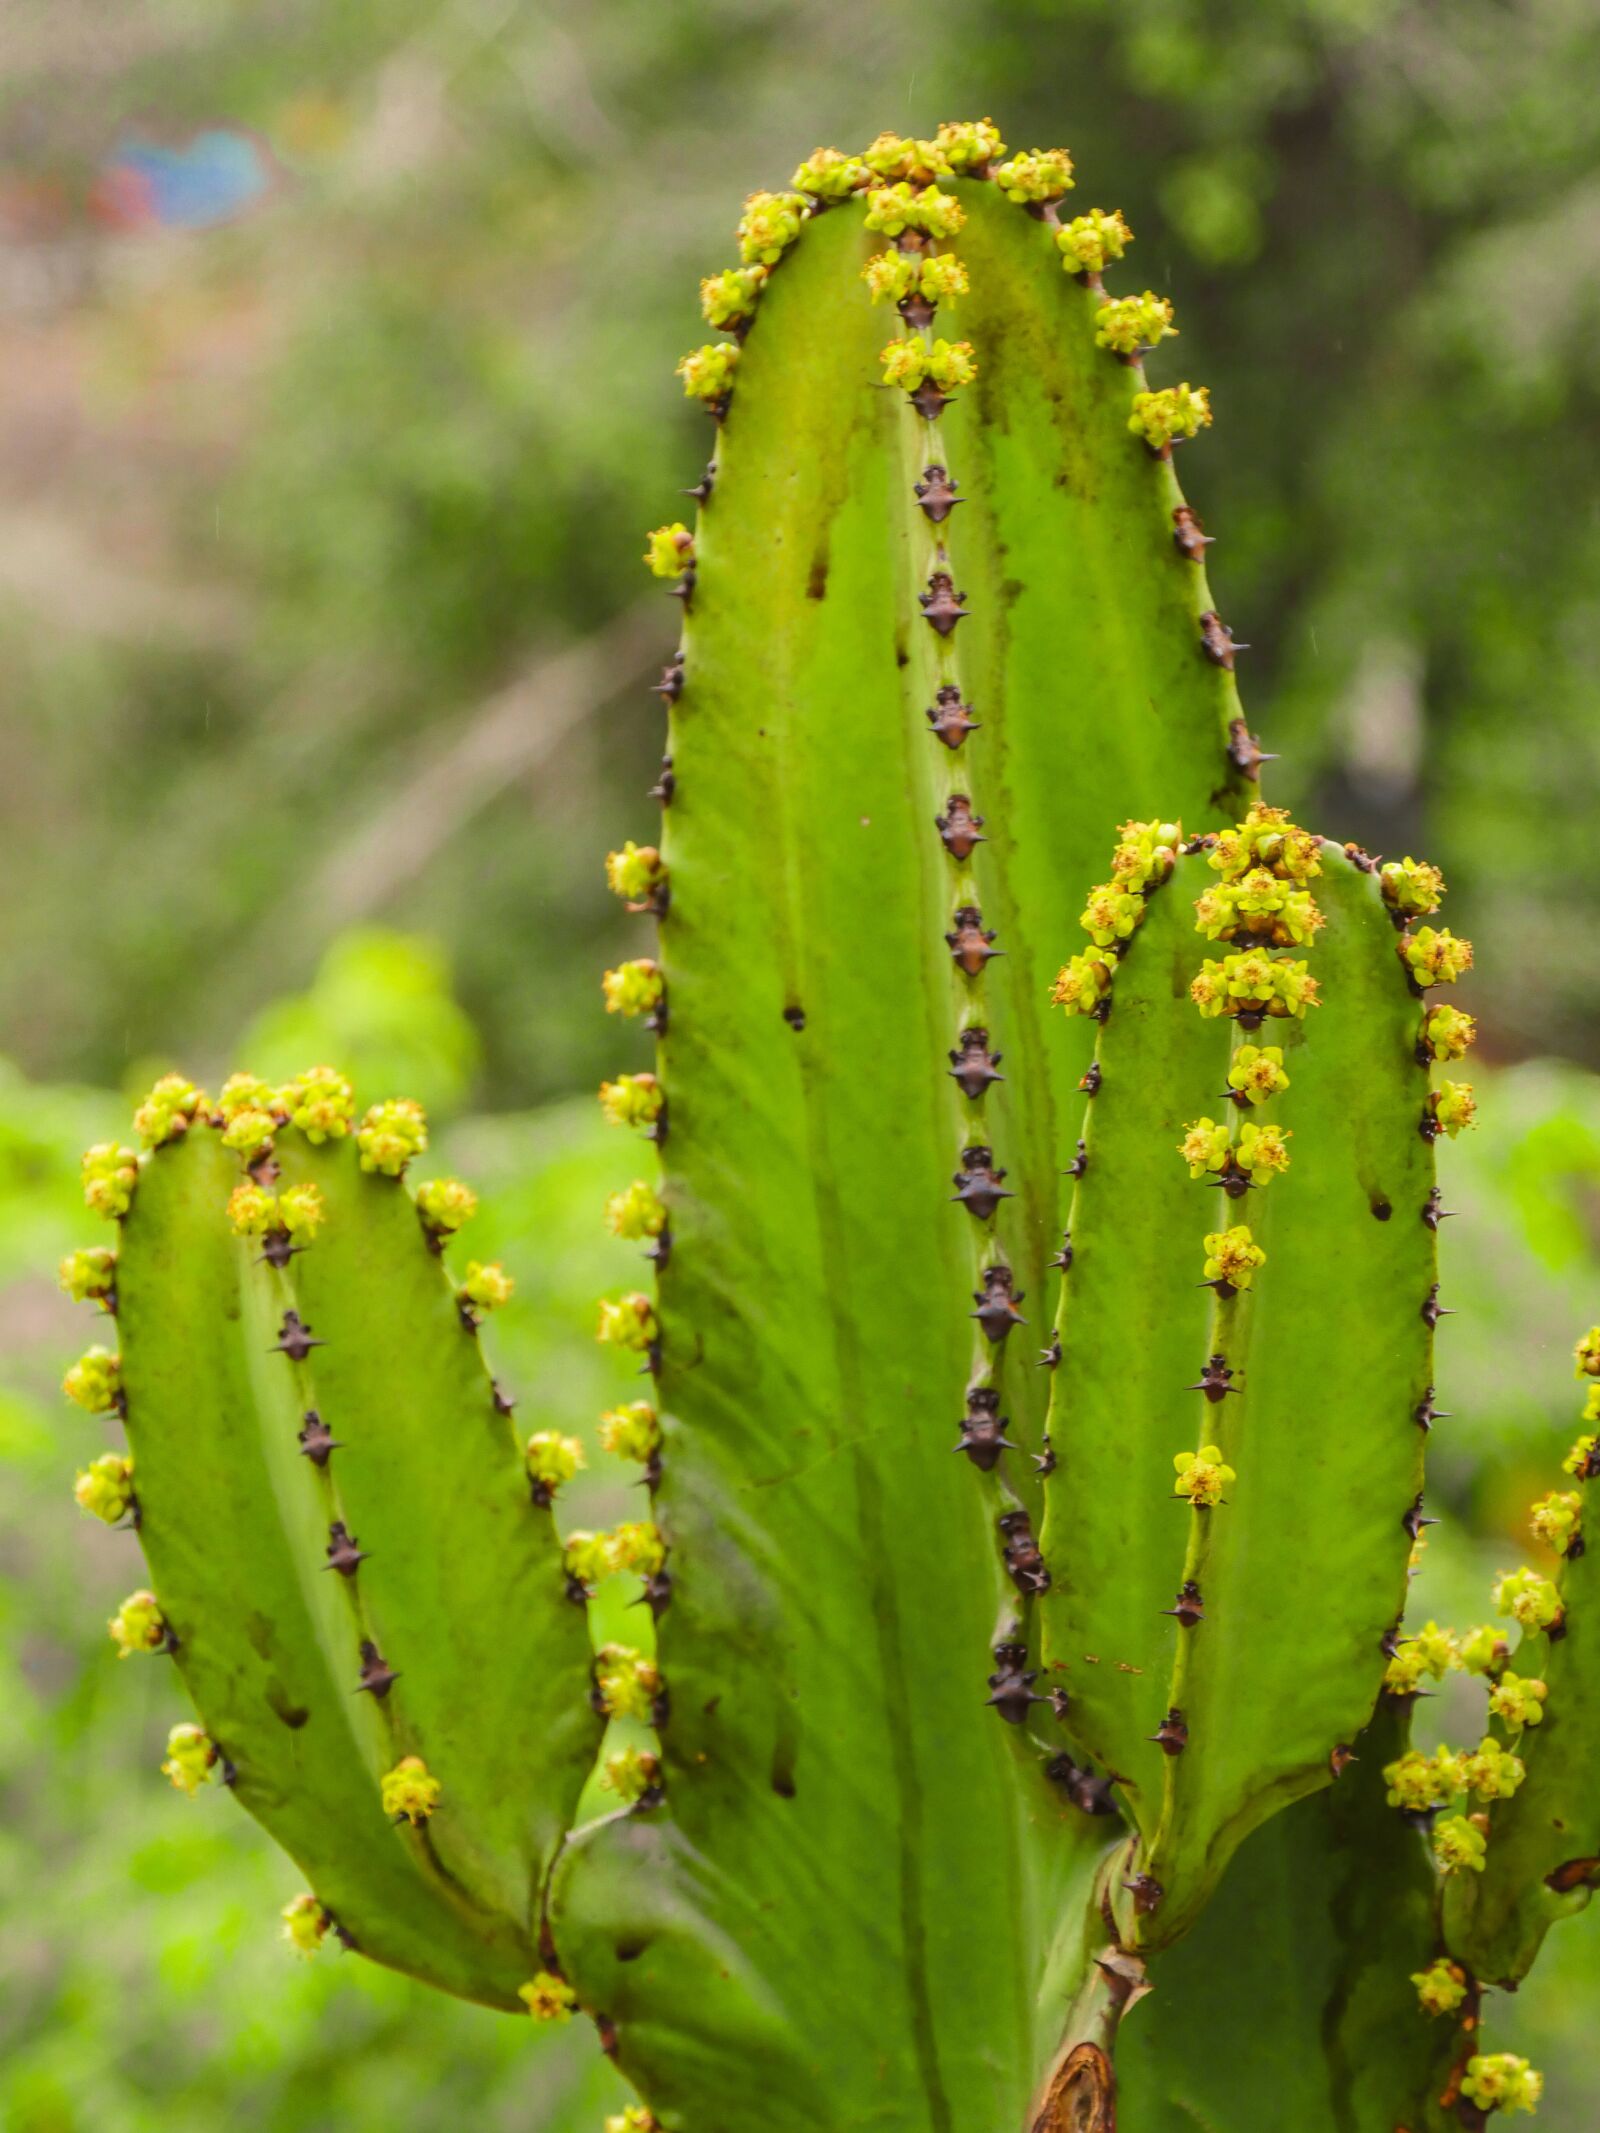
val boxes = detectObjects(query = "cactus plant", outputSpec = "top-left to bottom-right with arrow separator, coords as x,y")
58,122 -> 1587,2130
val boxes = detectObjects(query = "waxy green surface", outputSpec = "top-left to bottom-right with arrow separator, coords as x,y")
1042,848 -> 1436,1948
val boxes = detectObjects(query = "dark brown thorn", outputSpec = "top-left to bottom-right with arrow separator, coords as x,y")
946,905 -> 1002,973
971,1263 -> 1026,1344
324,1521 -> 367,1577
1329,1743 -> 1357,1778
1163,1579 -> 1206,1628
1172,504 -> 1213,560
1149,1708 -> 1189,1756
355,1641 -> 398,1698
650,654 -> 684,703
951,1145 -> 1013,1222
1037,1331 -> 1062,1369
909,379 -> 954,421
1226,717 -> 1275,780
1198,1275 -> 1239,1300
1045,1753 -> 1119,1816
1422,1186 -> 1454,1230
898,291 -> 937,330
1198,610 -> 1247,668
986,1640 -> 1046,1724
1412,1386 -> 1450,1430
1064,1139 -> 1089,1179
948,1025 -> 1003,1099
644,1226 -> 672,1272
1049,1230 -> 1073,1273
247,1151 -> 281,1189
630,1570 -> 674,1620
1033,1434 -> 1057,1477
682,463 -> 715,503
935,793 -> 986,860
926,684 -> 979,748
1079,1062 -> 1102,1096
1421,1284 -> 1452,1329
648,754 -> 676,805
1402,1493 -> 1439,1541
998,1510 -> 1050,1595
918,570 -> 968,635
1188,1353 -> 1239,1402
668,566 -> 696,608
954,1386 -> 1015,1471
298,1410 -> 340,1464
1124,1872 -> 1165,1916
271,1310 -> 322,1362
257,1228 -> 301,1269
914,463 -> 964,522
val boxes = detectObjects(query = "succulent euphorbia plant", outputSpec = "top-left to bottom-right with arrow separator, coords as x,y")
60,121 -> 1592,2130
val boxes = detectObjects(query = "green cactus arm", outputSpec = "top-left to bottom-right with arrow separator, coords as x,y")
269,1132 -> 598,1938
113,1128 -> 543,2003
1041,840 -> 1437,1948
1443,1352 -> 1600,1988
1118,1700 -> 1459,2132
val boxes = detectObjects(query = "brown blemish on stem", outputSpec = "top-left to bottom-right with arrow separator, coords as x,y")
1030,2044 -> 1115,2132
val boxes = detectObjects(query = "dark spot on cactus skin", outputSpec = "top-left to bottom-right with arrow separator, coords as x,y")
1045,1754 -> 1120,1817
955,1386 -> 1015,1471
806,546 -> 829,602
648,754 -> 676,805
952,1145 -> 1013,1222
986,1639 -> 1046,1724
298,1410 -> 340,1464
1037,1332 -> 1062,1370
1422,1186 -> 1454,1231
783,1003 -> 806,1031
1050,1231 -> 1074,1273
597,2016 -> 620,2057
1370,1195 -> 1392,1221
1172,504 -> 1213,560
947,905 -> 1002,973
1402,1493 -> 1439,1541
914,464 -> 963,522
1163,1580 -> 1205,1628
1546,1857 -> 1600,1894
936,793 -> 986,860
682,463 -> 714,504
615,1938 -> 649,1962
1413,1386 -> 1451,1431
919,571 -> 969,635
770,1750 -> 797,1800
1033,1435 -> 1057,1478
948,1026 -> 1003,1099
266,1682 -> 311,1728
972,1264 -> 1027,1344
1329,1744 -> 1357,1778
1079,1062 -> 1102,1096
1149,1708 -> 1189,1756
323,1521 -> 367,1577
1421,1283 -> 1452,1328
355,1641 -> 399,1699
1065,1140 -> 1089,1179
998,1510 -> 1050,1596
1188,1353 -> 1240,1402
926,685 -> 980,748
1123,1872 -> 1165,1916
1198,610 -> 1247,668
1226,717 -> 1275,781
271,1310 -> 322,1361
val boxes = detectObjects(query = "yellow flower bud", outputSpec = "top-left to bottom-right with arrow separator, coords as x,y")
75,1451 -> 134,1525
59,1245 -> 117,1306
518,1970 -> 578,2021
109,1589 -> 168,1658
281,1892 -> 331,1956
64,1345 -> 122,1415
82,1142 -> 139,1220
643,524 -> 693,581
598,1401 -> 662,1465
993,148 -> 1075,202
162,1721 -> 219,1796
1095,292 -> 1176,354
132,1074 -> 204,1149
356,1097 -> 428,1176
380,1756 -> 441,1825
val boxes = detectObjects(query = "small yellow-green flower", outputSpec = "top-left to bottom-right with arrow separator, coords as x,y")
1401,926 -> 1474,989
606,1180 -> 668,1240
863,182 -> 965,239
597,1291 -> 658,1353
1191,951 -> 1319,1022
459,1260 -> 513,1313
599,1072 -> 665,1130
281,1892 -> 331,1956
736,190 -> 808,265
1411,1957 -> 1470,2016
643,524 -> 693,581
604,2109 -> 659,2133
1057,207 -> 1133,273
609,1519 -> 667,1577
1095,292 -> 1175,354
59,1245 -> 117,1306
598,1401 -> 661,1465
161,1721 -> 219,1796
1422,1004 -> 1476,1062
1078,880 -> 1145,948
994,147 -> 1075,202
381,1756 -> 441,1825
132,1074 -> 204,1149
64,1344 -> 121,1415
1380,856 -> 1446,918
1110,819 -> 1181,891
565,1530 -> 616,1588
1049,951 -> 1113,1017
606,841 -> 667,904
595,1642 -> 664,1722
1237,1121 -> 1291,1180
1563,1429 -> 1599,1477
357,1097 -> 428,1176
1530,1489 -> 1582,1553
791,146 -> 871,198
1460,2053 -> 1543,2114
75,1451 -> 134,1525
1458,1623 -> 1510,1676
524,1431 -> 585,1495
879,336 -> 977,393
860,132 -> 949,183
1460,1735 -> 1526,1802
699,263 -> 768,328
221,1105 -> 277,1155
1382,1644 -> 1433,1698
227,1181 -> 276,1235
82,1142 -> 139,1220
600,1746 -> 662,1806
415,1176 -> 478,1236
933,117 -> 1006,171
862,249 -> 969,308
1427,1081 -> 1477,1138
1575,1326 -> 1600,1378
279,1065 -> 354,1141
1227,1044 -> 1290,1106
1129,383 -> 1211,449
1203,1224 -> 1265,1291
109,1589 -> 167,1658
1209,806 -> 1322,885
1433,1814 -> 1488,1876
518,1970 -> 578,2021
676,342 -> 741,406
1173,1444 -> 1235,1507
1494,1566 -> 1562,1633
1383,1744 -> 1463,1811
602,959 -> 664,1019
1408,1620 -> 1463,1679
1179,1117 -> 1231,1179
1487,1672 -> 1546,1730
